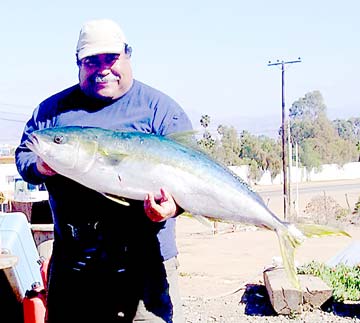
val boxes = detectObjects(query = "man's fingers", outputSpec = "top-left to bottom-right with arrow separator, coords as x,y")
144,189 -> 178,222
160,188 -> 169,202
146,192 -> 160,210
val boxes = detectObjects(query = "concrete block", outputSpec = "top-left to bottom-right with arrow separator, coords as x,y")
299,274 -> 333,310
264,267 -> 302,314
264,267 -> 333,315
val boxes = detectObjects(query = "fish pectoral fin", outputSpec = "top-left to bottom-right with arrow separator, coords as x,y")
194,215 -> 213,228
187,214 -> 217,228
102,193 -> 130,206
99,149 -> 129,166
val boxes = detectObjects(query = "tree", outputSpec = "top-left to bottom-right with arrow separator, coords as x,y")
239,130 -> 282,181
196,91 -> 359,184
289,90 -> 326,145
214,125 -> 242,166
198,114 -> 216,152
200,114 -> 210,128
289,90 -> 358,170
332,118 -> 356,141
289,90 -> 326,120
333,117 -> 360,161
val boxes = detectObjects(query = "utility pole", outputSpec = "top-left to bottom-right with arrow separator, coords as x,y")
287,121 -> 292,219
268,58 -> 301,220
295,141 -> 300,217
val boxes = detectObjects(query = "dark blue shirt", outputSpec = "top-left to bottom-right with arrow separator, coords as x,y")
15,80 -> 192,267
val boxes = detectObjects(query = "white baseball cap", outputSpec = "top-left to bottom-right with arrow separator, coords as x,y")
76,19 -> 127,60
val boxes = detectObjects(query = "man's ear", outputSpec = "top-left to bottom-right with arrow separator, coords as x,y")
125,43 -> 132,58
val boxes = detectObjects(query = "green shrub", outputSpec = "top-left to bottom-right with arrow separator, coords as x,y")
297,261 -> 360,302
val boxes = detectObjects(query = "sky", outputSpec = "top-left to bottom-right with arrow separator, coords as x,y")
0,0 -> 359,145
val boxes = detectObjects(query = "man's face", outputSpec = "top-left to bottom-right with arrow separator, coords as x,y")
78,52 -> 133,101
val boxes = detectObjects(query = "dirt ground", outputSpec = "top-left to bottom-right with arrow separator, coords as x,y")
176,179 -> 360,321
177,218 -> 360,298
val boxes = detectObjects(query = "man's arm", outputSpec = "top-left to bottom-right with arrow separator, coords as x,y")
15,106 -> 56,184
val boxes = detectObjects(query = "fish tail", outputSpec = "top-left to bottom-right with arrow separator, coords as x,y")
294,223 -> 351,239
276,224 -> 304,290
276,223 -> 351,290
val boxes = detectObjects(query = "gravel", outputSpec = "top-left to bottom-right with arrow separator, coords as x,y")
182,284 -> 360,322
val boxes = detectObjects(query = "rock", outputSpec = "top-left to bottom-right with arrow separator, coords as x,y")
264,267 -> 333,315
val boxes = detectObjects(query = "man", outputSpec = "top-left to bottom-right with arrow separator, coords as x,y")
16,19 -> 192,323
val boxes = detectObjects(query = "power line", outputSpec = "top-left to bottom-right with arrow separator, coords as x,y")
0,109 -> 30,116
0,116 -> 27,123
0,101 -> 33,108
0,103 -> 33,122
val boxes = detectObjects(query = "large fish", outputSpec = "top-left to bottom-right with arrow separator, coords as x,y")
25,126 -> 349,289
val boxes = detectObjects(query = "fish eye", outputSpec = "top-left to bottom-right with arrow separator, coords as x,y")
53,135 -> 64,144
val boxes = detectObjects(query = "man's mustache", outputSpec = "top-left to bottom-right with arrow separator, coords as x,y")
94,75 -> 120,83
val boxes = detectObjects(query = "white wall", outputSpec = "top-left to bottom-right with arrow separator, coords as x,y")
230,162 -> 360,186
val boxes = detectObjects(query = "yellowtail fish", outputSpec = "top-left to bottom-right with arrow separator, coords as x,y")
25,126 -> 350,289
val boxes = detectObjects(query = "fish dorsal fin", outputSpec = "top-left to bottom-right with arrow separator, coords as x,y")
167,131 -> 258,197
168,131 -> 257,195
166,130 -> 224,161
102,193 -> 130,206
166,131 -> 198,147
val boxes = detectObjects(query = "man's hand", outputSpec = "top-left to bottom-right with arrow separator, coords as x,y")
36,157 -> 57,176
144,188 -> 178,222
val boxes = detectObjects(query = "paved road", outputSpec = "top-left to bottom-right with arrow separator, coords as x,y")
256,178 -> 360,194
255,178 -> 360,217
